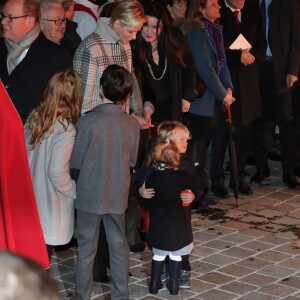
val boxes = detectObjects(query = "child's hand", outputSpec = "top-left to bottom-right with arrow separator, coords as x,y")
180,189 -> 195,205
139,182 -> 155,199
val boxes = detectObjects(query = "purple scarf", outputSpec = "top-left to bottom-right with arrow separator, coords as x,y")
202,18 -> 226,80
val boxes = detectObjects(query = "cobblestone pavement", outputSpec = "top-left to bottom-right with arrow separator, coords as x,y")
51,162 -> 300,300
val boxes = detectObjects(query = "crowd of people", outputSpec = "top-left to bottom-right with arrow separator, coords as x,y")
0,0 -> 299,299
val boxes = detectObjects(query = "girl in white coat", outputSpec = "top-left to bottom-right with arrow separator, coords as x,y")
25,69 -> 82,260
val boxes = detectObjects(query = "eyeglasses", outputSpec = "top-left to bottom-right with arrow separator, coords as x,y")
41,18 -> 67,26
0,13 -> 29,23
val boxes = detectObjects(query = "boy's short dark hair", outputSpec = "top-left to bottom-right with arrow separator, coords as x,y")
100,65 -> 133,104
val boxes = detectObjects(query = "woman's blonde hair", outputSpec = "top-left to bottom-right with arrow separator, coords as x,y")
146,139 -> 181,170
111,0 -> 147,27
157,120 -> 191,140
27,69 -> 82,148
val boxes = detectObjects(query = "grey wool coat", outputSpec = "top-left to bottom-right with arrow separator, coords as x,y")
70,104 -> 140,215
25,120 -> 77,246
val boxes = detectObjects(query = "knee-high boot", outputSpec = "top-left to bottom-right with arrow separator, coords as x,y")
149,259 -> 164,294
167,259 -> 182,295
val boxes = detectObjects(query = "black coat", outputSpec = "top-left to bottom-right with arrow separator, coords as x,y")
219,0 -> 266,126
268,0 -> 300,93
132,27 -> 195,122
140,169 -> 203,251
0,32 -> 72,123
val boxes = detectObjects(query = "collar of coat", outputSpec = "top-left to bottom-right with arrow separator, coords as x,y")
94,17 -> 120,44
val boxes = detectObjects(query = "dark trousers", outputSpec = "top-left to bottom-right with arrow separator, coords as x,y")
292,78 -> 300,168
256,61 -> 296,175
210,105 -> 253,185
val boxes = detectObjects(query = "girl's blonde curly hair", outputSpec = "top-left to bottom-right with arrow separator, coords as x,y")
27,69 -> 82,148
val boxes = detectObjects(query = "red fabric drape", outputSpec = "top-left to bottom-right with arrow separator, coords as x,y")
0,80 -> 49,269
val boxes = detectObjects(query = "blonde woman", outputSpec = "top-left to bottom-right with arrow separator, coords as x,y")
25,69 -> 82,261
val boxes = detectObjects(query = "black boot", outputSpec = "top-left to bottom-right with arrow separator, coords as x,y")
149,260 -> 164,294
167,259 -> 182,295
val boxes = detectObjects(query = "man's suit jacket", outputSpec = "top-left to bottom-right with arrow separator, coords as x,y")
268,0 -> 300,93
0,32 -> 72,123
219,0 -> 266,126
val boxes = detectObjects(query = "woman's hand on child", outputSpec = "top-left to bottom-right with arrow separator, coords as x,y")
180,189 -> 195,204
132,115 -> 154,130
139,182 -> 155,198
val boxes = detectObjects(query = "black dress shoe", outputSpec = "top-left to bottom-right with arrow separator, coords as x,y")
246,155 -> 255,166
268,151 -> 281,161
94,275 -> 110,283
250,168 -> 270,183
294,168 -> 300,177
237,181 -> 253,195
229,180 -> 253,195
282,175 -> 300,188
130,243 -> 145,253
211,184 -> 230,199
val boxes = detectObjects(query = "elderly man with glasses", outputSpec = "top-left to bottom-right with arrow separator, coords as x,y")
0,0 -> 72,123
40,0 -> 67,44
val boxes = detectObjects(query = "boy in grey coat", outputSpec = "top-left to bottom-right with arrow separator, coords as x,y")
70,65 -> 140,300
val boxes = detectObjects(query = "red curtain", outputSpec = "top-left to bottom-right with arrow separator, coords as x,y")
0,80 -> 49,269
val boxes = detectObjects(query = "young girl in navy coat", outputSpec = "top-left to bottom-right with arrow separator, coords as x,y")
139,136 -> 204,295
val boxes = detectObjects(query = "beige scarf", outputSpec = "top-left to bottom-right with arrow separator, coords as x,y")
5,25 -> 40,75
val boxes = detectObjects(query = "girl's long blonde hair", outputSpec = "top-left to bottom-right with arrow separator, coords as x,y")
27,69 -> 82,148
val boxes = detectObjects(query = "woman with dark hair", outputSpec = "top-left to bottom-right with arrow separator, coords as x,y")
186,0 -> 235,199
132,0 -> 195,127
163,0 -> 188,21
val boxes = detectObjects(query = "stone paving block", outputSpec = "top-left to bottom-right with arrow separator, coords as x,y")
197,288 -> 237,300
224,209 -> 249,219
255,209 -> 286,219
202,254 -> 239,267
240,215 -> 269,225
258,234 -> 292,245
241,240 -> 275,252
268,192 -> 296,201
286,196 -> 300,206
189,279 -> 216,293
259,283 -> 298,297
279,276 -> 300,288
193,231 -> 219,243
218,264 -> 254,277
281,297 -> 300,300
205,225 -> 237,236
288,210 -> 300,219
221,220 -> 253,231
196,272 -> 235,285
190,261 -> 219,274
220,280 -> 257,295
253,197 -> 283,207
274,230 -> 299,239
221,246 -> 257,259
192,218 -> 216,230
255,250 -> 292,262
237,203 -> 266,212
274,241 -> 300,255
273,203 -> 300,213
239,273 -> 277,286
239,228 -> 270,238
258,265 -> 297,279
279,258 -> 300,271
272,217 -> 300,226
257,224 -> 286,233
219,233 -> 257,245
201,239 -> 236,250
237,291 -> 280,300
238,257 -> 273,270
191,245 -> 220,257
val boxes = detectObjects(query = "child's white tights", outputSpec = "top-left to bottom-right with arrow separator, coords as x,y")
153,253 -> 182,261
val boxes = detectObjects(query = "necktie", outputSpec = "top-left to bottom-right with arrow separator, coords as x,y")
234,10 -> 240,25
260,0 -> 266,34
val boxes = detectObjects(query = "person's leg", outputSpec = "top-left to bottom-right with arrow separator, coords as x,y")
167,253 -> 182,295
211,106 -> 229,198
93,221 -> 110,283
179,255 -> 191,289
75,210 -> 102,300
46,245 -> 54,262
103,213 -> 129,300
149,254 -> 166,294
